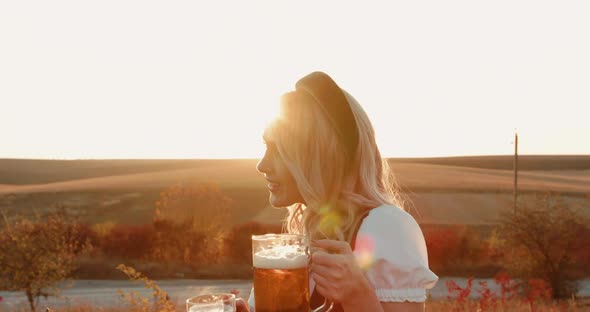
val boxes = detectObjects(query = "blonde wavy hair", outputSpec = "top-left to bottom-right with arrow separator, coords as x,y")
264,77 -> 404,242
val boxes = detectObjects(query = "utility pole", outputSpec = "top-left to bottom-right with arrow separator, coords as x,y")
513,131 -> 518,213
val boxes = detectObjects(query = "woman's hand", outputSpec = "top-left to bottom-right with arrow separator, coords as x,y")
311,239 -> 379,309
235,298 -> 249,312
231,289 -> 249,312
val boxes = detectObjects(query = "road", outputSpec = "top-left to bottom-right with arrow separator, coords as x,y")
1,278 -> 589,310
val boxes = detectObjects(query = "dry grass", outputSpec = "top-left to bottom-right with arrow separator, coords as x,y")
2,155 -> 589,185
1,159 -> 589,195
426,298 -> 588,311
3,298 -> 586,312
253,191 -> 590,225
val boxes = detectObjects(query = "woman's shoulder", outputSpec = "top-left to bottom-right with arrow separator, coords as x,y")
362,204 -> 418,228
356,204 -> 424,244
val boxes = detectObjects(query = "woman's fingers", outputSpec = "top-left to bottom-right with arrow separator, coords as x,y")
313,274 -> 339,303
310,262 -> 342,280
312,271 -> 331,289
311,249 -> 341,265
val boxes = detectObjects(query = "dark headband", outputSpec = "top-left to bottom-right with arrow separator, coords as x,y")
295,71 -> 359,162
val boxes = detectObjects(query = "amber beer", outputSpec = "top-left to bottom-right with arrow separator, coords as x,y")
252,234 -> 311,312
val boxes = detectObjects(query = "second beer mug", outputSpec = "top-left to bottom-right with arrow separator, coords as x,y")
252,234 -> 333,312
186,293 -> 236,312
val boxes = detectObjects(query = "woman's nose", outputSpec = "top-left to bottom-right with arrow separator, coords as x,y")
256,156 -> 271,174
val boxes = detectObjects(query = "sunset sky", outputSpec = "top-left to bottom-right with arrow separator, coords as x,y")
1,1 -> 589,159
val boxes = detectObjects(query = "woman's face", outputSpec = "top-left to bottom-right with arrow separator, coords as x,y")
256,140 -> 304,208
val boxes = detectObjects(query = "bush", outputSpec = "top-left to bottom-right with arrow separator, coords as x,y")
423,225 -> 490,275
150,219 -> 208,267
492,192 -> 590,299
101,223 -> 155,260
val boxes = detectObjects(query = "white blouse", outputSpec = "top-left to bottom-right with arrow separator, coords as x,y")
248,204 -> 438,308
356,205 -> 438,302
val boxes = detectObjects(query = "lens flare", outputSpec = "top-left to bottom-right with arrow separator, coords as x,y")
318,204 -> 331,215
318,211 -> 342,238
353,234 -> 375,269
317,204 -> 344,238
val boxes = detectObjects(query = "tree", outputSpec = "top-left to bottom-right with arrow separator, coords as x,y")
0,212 -> 91,311
492,192 -> 590,299
152,183 -> 232,265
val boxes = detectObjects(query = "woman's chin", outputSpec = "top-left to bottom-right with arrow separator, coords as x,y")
269,193 -> 292,208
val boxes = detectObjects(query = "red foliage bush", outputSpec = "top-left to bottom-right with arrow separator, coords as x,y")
446,277 -> 473,304
494,271 -> 519,303
446,272 -> 554,312
423,225 -> 489,273
525,278 -> 552,307
100,223 -> 155,260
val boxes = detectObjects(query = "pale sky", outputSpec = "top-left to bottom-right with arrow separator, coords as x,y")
1,1 -> 589,159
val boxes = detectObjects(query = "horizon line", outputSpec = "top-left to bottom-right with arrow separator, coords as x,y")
2,153 -> 590,162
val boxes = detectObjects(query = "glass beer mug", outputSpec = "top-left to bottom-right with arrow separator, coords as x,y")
252,234 -> 333,312
186,293 -> 237,312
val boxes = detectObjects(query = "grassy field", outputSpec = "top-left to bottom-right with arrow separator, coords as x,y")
2,155 -> 590,184
0,156 -> 588,225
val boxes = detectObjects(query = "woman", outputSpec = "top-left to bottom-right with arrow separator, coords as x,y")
242,71 -> 438,312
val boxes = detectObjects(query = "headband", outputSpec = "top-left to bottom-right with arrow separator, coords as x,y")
295,71 -> 359,162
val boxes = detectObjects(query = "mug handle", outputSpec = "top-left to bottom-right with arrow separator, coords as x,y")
311,298 -> 334,312
307,240 -> 333,312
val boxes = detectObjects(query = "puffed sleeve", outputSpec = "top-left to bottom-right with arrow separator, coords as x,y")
354,205 -> 439,302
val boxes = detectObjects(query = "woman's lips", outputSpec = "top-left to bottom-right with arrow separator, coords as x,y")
267,182 -> 280,192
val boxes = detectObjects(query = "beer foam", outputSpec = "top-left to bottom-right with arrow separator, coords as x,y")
253,245 -> 308,269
